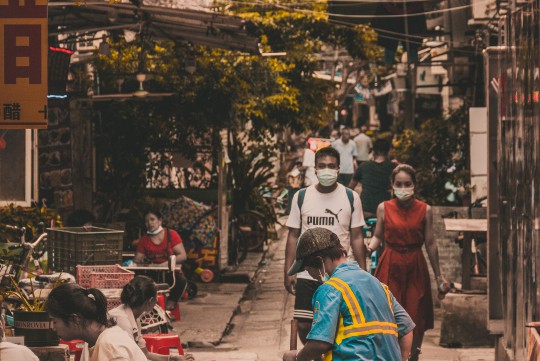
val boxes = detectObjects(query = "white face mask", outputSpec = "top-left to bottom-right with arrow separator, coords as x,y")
394,187 -> 414,201
317,168 -> 338,187
147,225 -> 163,235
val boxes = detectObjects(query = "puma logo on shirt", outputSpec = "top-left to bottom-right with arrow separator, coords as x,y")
325,208 -> 342,222
307,216 -> 336,226
307,208 -> 343,226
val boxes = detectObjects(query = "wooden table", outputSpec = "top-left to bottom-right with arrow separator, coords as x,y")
443,219 -> 487,290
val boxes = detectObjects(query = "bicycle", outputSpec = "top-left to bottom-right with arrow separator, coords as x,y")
0,223 -> 74,314
228,210 -> 267,267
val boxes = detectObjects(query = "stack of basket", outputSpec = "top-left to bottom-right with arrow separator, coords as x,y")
76,264 -> 134,310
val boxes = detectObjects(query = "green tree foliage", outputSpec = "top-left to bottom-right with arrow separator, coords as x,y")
91,1 -> 383,220
391,109 -> 470,205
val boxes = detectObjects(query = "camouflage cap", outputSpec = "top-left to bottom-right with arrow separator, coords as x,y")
287,228 -> 340,276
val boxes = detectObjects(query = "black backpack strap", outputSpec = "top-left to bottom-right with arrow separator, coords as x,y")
345,188 -> 354,214
297,188 -> 307,211
296,188 -> 307,229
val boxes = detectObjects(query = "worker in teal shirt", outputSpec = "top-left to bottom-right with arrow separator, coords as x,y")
283,228 -> 414,361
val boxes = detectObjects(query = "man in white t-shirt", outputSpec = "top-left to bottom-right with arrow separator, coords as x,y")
284,146 -> 366,344
353,125 -> 372,166
332,128 -> 358,186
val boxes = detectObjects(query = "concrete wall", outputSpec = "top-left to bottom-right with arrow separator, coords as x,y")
428,206 -> 487,303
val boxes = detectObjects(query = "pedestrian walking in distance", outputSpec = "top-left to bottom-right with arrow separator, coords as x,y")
349,138 -> 396,219
285,146 -> 366,345
331,128 -> 358,186
283,228 -> 415,361
367,164 -> 448,361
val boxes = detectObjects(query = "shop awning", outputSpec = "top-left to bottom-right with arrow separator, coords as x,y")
48,1 -> 260,54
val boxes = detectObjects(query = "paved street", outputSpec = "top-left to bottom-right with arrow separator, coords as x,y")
180,220 -> 495,361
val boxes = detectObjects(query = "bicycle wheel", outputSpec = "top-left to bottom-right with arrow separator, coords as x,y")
236,211 -> 268,251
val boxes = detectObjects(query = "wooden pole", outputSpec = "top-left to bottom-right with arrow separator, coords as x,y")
290,319 -> 298,351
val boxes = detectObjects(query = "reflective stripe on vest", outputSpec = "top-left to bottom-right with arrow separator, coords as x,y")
325,277 -> 398,342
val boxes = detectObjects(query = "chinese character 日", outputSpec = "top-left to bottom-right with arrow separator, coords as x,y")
4,24 -> 42,84
3,103 -> 21,120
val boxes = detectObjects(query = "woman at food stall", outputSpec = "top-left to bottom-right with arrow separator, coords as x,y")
109,276 -> 194,361
45,283 -> 147,361
133,210 -> 188,311
367,164 -> 448,361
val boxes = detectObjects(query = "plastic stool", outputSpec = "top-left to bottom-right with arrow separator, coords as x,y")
142,334 -> 184,355
60,339 -> 85,361
157,294 -> 181,321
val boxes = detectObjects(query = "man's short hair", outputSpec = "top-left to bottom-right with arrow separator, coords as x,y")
373,139 -> 391,156
315,146 -> 340,166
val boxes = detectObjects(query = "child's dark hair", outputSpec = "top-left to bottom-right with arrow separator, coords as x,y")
45,283 -> 113,327
120,276 -> 157,308
315,146 -> 340,166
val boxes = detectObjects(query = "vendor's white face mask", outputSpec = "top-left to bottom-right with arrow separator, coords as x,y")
147,226 -> 163,235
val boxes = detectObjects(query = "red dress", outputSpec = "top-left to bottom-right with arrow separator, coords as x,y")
374,198 -> 433,336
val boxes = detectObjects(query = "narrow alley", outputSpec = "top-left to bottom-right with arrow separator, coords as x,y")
186,221 -> 496,361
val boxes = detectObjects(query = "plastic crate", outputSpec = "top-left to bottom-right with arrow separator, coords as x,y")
47,227 -> 124,275
77,264 -> 134,289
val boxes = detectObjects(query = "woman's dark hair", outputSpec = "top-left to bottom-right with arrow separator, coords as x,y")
315,146 -> 340,166
45,283 -> 112,327
391,164 -> 417,186
145,210 -> 163,220
120,276 -> 157,308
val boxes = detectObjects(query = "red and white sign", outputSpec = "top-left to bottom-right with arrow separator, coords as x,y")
0,0 -> 48,129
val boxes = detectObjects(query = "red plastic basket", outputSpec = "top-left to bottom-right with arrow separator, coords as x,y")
77,264 -> 134,289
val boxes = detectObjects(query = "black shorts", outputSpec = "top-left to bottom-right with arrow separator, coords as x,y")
294,278 -> 320,321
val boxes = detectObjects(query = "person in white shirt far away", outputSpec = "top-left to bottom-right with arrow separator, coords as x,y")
353,125 -> 372,167
331,128 -> 358,186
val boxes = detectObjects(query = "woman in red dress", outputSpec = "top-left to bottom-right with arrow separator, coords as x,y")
368,164 -> 447,361
134,210 -> 188,310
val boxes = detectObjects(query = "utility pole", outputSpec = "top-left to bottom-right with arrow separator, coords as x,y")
403,1 -> 416,128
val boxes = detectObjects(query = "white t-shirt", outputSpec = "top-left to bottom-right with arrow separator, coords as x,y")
353,133 -> 372,162
109,304 -> 146,349
83,326 -> 147,361
302,149 -> 317,186
0,341 -> 39,361
286,184 -> 365,279
332,139 -> 358,174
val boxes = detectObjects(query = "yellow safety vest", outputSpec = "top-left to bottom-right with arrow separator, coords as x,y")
323,277 -> 397,361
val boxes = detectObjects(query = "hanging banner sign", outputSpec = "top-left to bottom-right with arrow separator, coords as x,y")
0,0 -> 48,129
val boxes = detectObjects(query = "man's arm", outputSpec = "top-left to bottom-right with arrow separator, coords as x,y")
398,330 -> 413,361
367,203 -> 385,252
350,227 -> 366,269
283,341 -> 332,361
284,227 -> 301,294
